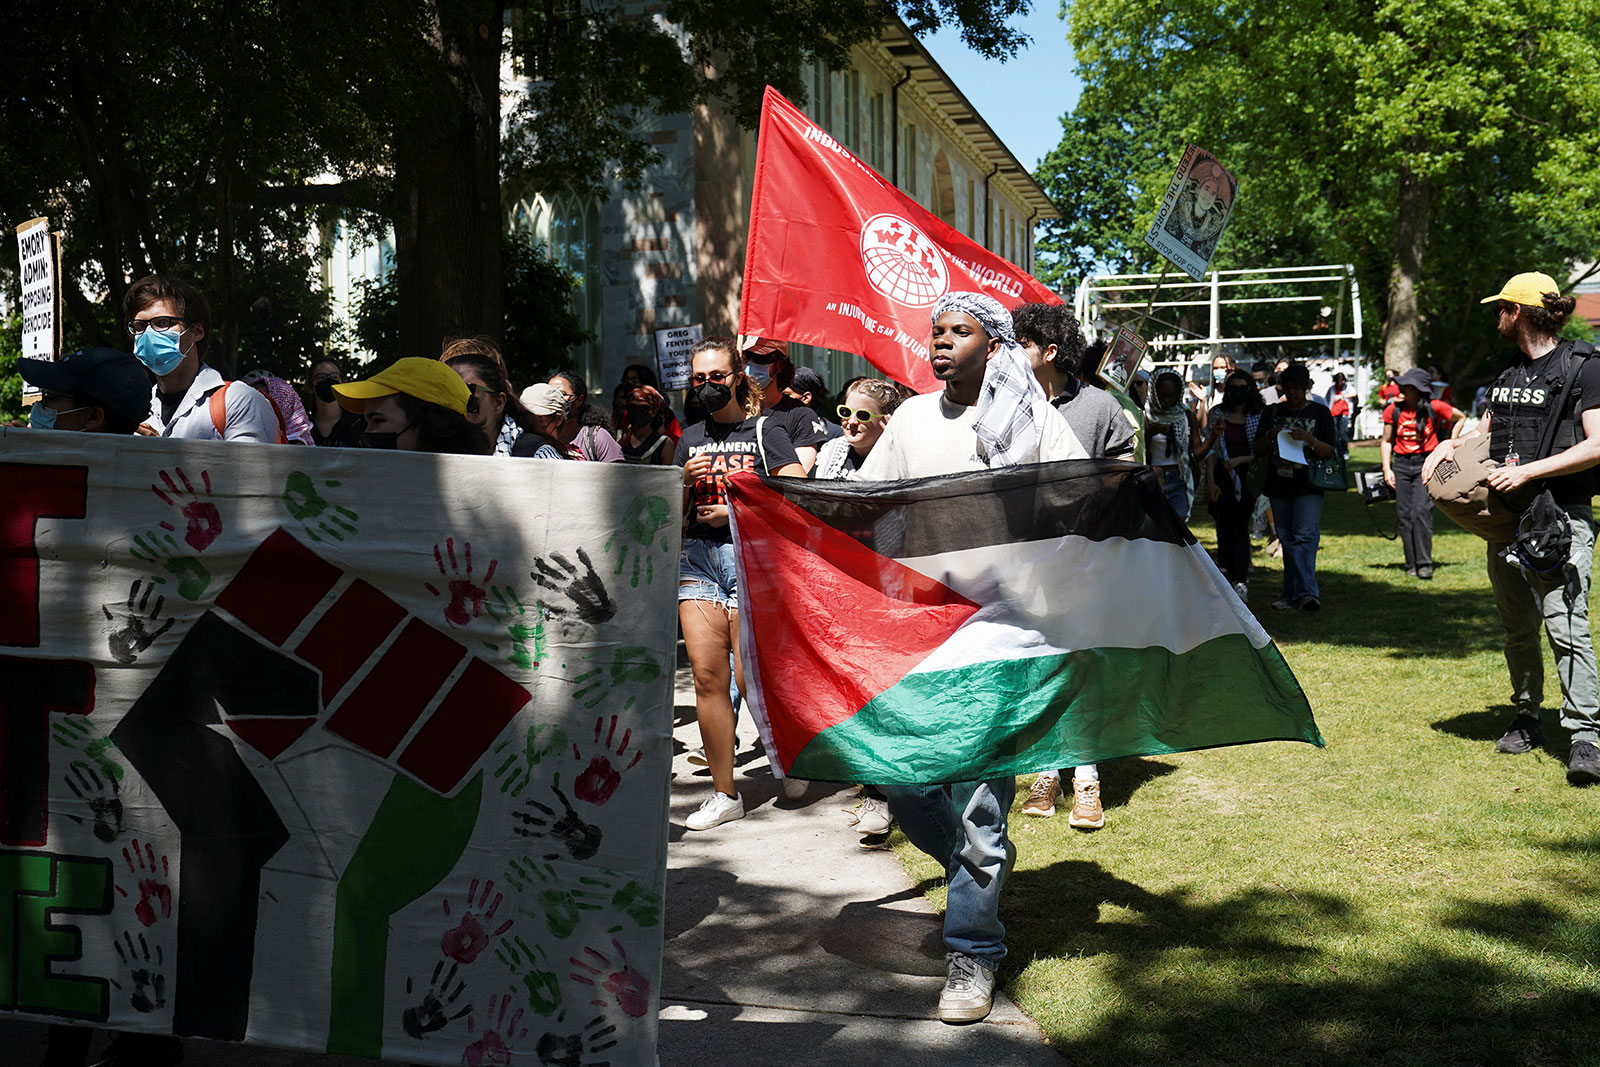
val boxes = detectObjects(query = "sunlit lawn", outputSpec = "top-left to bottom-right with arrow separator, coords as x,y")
897,443 -> 1600,1065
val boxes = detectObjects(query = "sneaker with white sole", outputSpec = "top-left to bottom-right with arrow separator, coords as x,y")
1270,597 -> 1297,611
1068,778 -> 1104,829
1232,581 -> 1249,600
686,746 -> 709,767
854,796 -> 893,835
780,777 -> 809,800
685,791 -> 744,830
938,952 -> 996,1023
1021,773 -> 1060,817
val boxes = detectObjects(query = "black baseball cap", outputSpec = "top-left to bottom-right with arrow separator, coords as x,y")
19,347 -> 153,424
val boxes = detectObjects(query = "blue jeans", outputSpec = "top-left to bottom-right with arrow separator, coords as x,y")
883,777 -> 1016,968
1269,493 -> 1323,601
1157,464 -> 1188,519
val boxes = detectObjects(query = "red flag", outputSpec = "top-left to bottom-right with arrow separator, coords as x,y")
739,86 -> 1064,391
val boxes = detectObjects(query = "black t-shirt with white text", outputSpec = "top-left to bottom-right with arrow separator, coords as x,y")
1487,346 -> 1600,503
1262,400 -> 1337,497
675,415 -> 800,542
766,396 -> 831,451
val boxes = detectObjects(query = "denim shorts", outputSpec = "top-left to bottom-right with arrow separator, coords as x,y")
678,538 -> 739,609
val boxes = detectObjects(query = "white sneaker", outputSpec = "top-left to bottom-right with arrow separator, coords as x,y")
685,791 -> 744,830
686,746 -> 709,767
1232,581 -> 1249,600
780,777 -> 809,800
854,796 -> 893,835
938,952 -> 996,1023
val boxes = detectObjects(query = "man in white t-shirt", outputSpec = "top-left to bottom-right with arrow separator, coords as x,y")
857,292 -> 1083,1025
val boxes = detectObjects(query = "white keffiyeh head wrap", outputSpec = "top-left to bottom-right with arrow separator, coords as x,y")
931,291 -> 1051,467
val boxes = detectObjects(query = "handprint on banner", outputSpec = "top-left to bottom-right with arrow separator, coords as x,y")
505,858 -> 603,939
569,938 -> 650,1018
605,874 -> 662,930
117,838 -> 172,928
426,538 -> 499,629
531,1011 -> 618,1067
496,935 -> 563,1017
482,586 -> 546,670
441,878 -> 514,964
150,467 -> 222,552
65,760 -> 123,843
111,930 -> 167,1014
568,715 -> 643,806
602,493 -> 671,588
463,993 -> 528,1067
529,549 -> 616,626
570,647 -> 663,714
128,531 -> 211,601
52,717 -> 125,785
402,960 -> 472,1038
512,784 -> 602,861
102,579 -> 176,664
281,471 -> 359,543
491,722 -> 568,798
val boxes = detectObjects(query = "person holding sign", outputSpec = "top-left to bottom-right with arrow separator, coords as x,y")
124,275 -> 279,441
1263,363 -> 1337,611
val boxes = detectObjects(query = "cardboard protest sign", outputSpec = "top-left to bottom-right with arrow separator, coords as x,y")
16,217 -> 62,405
0,430 -> 680,1065
740,87 -> 1065,392
654,324 -> 702,390
1097,324 -> 1149,395
1144,146 -> 1238,282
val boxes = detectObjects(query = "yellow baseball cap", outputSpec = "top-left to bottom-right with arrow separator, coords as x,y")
1480,272 -> 1561,307
334,356 -> 471,415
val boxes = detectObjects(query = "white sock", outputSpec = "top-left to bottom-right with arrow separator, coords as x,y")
1073,764 -> 1099,783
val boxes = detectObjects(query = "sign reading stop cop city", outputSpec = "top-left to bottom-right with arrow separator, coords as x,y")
739,87 -> 1064,391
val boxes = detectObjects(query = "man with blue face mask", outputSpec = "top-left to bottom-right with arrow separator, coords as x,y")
121,274 -> 279,441
18,347 -> 152,435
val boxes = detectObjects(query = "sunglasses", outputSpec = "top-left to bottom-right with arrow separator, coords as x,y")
837,405 -> 883,423
690,370 -> 733,384
465,382 -> 502,398
125,315 -> 188,336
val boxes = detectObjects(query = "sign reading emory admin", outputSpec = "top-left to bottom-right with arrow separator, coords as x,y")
1144,146 -> 1239,282
16,217 -> 62,361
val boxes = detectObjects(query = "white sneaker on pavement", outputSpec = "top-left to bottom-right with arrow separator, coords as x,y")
854,796 -> 893,835
685,791 -> 744,830
686,746 -> 709,766
938,952 -> 996,1023
780,777 -> 809,799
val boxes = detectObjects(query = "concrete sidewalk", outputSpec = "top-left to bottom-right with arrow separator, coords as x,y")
658,674 -> 1061,1066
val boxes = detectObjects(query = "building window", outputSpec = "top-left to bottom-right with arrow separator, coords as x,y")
932,150 -> 955,227
904,124 -> 918,197
869,92 -> 886,171
509,191 -> 603,387
845,70 -> 861,152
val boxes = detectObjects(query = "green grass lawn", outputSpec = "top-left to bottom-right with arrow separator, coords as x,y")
897,443 -> 1600,1065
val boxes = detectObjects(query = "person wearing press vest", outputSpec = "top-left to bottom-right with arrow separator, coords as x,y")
1423,272 -> 1600,785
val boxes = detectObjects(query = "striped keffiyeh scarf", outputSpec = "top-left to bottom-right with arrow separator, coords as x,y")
933,291 -> 1054,468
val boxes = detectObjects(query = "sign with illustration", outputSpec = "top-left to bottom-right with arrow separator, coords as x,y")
0,430 -> 680,1065
1144,146 -> 1238,281
1097,324 -> 1149,394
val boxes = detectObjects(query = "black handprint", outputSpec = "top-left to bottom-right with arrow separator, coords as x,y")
102,579 -> 176,664
402,959 -> 472,1038
513,784 -> 603,861
112,930 -> 166,1013
530,549 -> 616,625
535,1012 -> 619,1067
66,761 -> 123,843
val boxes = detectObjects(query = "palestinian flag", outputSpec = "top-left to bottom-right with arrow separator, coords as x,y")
726,463 -> 1321,784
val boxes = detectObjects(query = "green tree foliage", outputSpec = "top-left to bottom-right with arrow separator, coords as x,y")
1037,0 -> 1600,385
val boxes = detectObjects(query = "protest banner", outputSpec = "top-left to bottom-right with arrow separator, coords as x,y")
739,87 -> 1064,392
1097,325 -> 1149,395
16,217 -> 62,405
654,324 -> 702,391
727,465 -> 1320,783
1144,146 -> 1239,282
0,429 -> 679,1065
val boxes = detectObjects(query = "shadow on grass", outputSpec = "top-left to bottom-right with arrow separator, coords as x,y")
1099,756 -> 1177,810
1000,859 -> 1600,1065
1433,707 -> 1575,760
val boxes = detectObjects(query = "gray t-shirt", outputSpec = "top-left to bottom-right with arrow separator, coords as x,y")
1051,384 -> 1136,460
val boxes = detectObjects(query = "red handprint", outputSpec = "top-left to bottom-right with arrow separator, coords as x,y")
116,838 -> 172,928
151,468 -> 222,552
441,877 -> 513,964
463,993 -> 528,1066
425,538 -> 499,629
571,715 -> 642,806
569,938 -> 650,1018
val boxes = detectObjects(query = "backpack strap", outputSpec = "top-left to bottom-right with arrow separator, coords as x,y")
1534,341 -> 1587,462
207,383 -> 231,438
755,416 -> 772,476
582,424 -> 598,459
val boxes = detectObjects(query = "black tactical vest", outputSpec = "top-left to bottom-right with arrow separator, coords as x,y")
1487,341 -> 1589,464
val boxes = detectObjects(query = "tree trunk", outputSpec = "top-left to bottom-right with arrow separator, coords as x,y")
1382,153 -> 1431,374
392,0 -> 504,357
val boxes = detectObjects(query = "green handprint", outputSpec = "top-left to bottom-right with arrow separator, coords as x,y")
571,646 -> 662,711
52,718 -> 124,784
505,858 -> 605,939
603,493 -> 671,588
482,586 -> 546,670
610,879 -> 662,928
128,531 -> 211,600
496,935 -> 563,1016
491,722 -> 569,797
282,471 -> 359,542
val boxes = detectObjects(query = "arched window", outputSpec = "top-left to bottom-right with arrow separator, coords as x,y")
932,150 -> 956,227
507,192 -> 604,389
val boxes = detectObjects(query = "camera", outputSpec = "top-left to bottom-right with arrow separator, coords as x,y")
1356,467 -> 1394,503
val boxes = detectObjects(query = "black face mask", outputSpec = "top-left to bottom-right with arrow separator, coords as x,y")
358,431 -> 401,450
695,381 -> 733,413
628,405 -> 653,425
314,379 -> 337,404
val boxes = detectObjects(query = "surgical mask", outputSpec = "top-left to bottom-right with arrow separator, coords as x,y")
29,402 -> 87,430
695,381 -> 733,412
746,363 -> 773,388
314,379 -> 337,404
134,325 -> 188,376
358,430 -> 402,450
